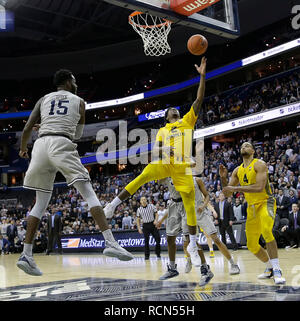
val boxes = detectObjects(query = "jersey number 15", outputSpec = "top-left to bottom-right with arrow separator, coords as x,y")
49,100 -> 69,115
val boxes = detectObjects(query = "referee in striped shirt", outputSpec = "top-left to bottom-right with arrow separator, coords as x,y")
137,196 -> 161,260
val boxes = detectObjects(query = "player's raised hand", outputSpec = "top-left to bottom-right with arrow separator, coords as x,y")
219,164 -> 228,178
195,57 -> 207,76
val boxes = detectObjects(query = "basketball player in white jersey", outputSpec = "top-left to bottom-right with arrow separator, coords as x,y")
157,176 -> 240,282
17,69 -> 134,276
185,177 -> 240,275
157,177 -> 214,286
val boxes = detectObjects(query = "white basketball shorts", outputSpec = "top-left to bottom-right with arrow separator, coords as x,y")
23,135 -> 90,193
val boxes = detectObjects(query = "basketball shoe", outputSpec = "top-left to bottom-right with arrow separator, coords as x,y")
273,269 -> 286,285
229,263 -> 240,275
199,264 -> 214,286
16,253 -> 43,276
103,240 -> 134,261
159,264 -> 179,280
257,268 -> 273,279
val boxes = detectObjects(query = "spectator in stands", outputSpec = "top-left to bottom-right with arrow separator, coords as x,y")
121,211 -> 132,230
112,223 -> 121,231
88,225 -> 95,233
282,203 -> 300,248
15,225 -> 26,253
163,187 -> 170,202
284,182 -> 298,199
233,198 -> 244,221
276,189 -> 291,219
214,193 -> 239,251
0,234 -> 10,254
46,212 -> 63,255
157,203 -> 167,228
33,231 -> 47,253
272,212 -> 289,248
0,218 -> 8,237
288,190 -> 298,211
6,219 -> 17,253
114,213 -> 123,228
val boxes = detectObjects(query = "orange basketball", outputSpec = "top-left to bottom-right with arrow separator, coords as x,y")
187,34 -> 208,56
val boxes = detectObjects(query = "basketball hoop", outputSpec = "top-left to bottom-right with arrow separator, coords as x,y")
129,11 -> 172,57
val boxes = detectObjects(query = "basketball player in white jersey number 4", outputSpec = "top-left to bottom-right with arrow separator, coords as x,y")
17,70 -> 134,276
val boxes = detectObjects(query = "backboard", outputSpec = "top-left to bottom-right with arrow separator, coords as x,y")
104,0 -> 240,38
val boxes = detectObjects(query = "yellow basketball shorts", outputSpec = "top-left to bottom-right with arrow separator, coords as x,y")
125,161 -> 197,226
245,198 -> 276,254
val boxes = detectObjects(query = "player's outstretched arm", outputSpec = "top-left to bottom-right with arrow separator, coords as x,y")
19,97 -> 43,158
220,165 -> 239,197
192,57 -> 207,116
195,177 -> 210,213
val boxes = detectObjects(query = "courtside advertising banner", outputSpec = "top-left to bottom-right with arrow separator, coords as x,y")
60,223 -> 244,252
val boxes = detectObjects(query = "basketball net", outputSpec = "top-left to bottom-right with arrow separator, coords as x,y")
129,11 -> 172,57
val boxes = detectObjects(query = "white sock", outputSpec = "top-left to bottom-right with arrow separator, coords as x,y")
270,258 -> 280,270
209,247 -> 214,252
266,260 -> 272,269
110,197 -> 122,210
102,229 -> 115,242
229,258 -> 235,265
169,261 -> 176,269
189,234 -> 197,247
23,243 -> 33,257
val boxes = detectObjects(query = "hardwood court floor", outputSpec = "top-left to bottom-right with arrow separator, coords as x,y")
0,248 -> 300,301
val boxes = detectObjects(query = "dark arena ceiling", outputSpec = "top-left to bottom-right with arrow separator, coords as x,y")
0,0 -> 295,78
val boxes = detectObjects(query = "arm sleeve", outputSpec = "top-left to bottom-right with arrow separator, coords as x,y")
183,106 -> 198,128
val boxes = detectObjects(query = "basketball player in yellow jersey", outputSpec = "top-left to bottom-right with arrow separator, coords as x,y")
105,57 -> 207,266
220,142 -> 285,285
